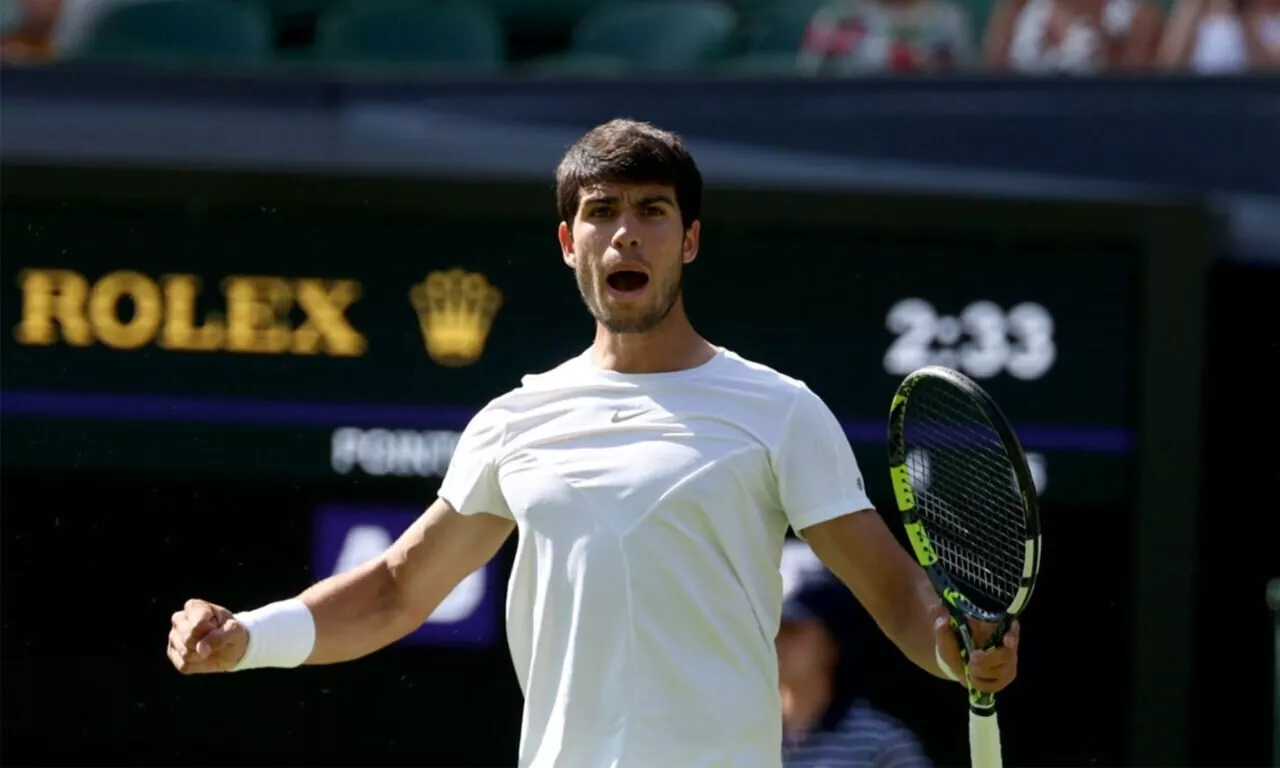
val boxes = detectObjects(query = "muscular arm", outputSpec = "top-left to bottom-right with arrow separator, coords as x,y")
298,498 -> 514,665
801,510 -> 952,681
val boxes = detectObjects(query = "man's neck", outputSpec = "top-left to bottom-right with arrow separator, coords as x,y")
590,304 -> 716,374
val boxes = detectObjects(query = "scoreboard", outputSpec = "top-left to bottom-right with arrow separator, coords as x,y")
1,200 -> 1140,506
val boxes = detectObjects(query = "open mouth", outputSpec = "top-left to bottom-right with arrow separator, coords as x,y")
606,270 -> 650,294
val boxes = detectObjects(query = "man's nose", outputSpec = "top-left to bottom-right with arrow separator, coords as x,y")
611,215 -> 642,250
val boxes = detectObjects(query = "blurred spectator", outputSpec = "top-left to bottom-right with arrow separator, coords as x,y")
2,0 -> 60,62
0,0 -> 161,63
1157,0 -> 1280,71
778,551 -> 932,768
797,0 -> 975,74
982,0 -> 1165,71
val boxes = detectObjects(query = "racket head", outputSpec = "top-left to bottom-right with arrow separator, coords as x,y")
887,365 -> 1042,630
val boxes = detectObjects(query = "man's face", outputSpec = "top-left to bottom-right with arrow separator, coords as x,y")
559,182 -> 700,334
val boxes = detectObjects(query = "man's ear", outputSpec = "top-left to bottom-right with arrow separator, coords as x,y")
559,221 -> 576,269
682,220 -> 701,265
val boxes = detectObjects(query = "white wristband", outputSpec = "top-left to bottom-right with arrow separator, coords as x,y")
231,599 -> 316,672
936,643 -> 962,683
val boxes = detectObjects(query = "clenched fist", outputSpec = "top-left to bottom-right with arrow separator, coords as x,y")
167,599 -> 247,674
932,603 -> 1020,694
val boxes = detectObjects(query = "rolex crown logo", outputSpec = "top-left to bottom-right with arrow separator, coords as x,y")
410,269 -> 503,367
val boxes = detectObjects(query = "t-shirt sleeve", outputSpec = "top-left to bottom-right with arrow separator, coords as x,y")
438,403 -> 513,520
774,385 -> 875,535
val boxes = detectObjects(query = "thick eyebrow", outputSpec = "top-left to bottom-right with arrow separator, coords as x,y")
638,194 -> 676,208
581,194 -> 676,209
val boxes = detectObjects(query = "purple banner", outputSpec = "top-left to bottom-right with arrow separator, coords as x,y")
312,504 -> 501,648
0,389 -> 1134,453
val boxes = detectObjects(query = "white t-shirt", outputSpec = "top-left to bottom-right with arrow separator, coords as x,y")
438,347 -> 874,768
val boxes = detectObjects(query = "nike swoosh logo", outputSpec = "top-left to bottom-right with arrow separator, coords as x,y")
611,409 -> 649,423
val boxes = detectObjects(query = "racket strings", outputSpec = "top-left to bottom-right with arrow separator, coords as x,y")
908,447 -> 1025,604
909,451 -> 1025,601
911,449 -> 1025,606
903,382 -> 1028,612
912,444 -> 1025,558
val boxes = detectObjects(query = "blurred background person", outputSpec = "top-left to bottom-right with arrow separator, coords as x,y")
1,0 -> 61,62
1157,0 -> 1280,72
778,552 -> 932,768
982,0 -> 1165,72
1,0 -> 172,64
797,0 -> 976,75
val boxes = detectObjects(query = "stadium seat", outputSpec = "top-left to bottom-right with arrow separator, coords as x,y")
257,0 -> 335,19
523,52 -> 636,78
733,0 -> 828,55
961,0 -> 999,43
543,0 -> 738,73
314,0 -> 506,68
73,0 -> 274,63
714,0 -> 827,75
484,0 -> 597,34
712,52 -> 803,76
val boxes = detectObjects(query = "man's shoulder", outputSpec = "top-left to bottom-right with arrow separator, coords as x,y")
470,351 -> 594,415
712,351 -> 841,427
714,349 -> 812,397
517,350 -> 594,389
506,350 -> 612,405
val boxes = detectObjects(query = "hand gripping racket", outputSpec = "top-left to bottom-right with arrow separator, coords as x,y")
887,366 -> 1042,768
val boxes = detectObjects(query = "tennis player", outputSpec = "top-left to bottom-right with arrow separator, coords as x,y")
167,118 -> 1020,768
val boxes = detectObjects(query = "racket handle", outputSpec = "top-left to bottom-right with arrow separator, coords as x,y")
968,706 -> 1003,768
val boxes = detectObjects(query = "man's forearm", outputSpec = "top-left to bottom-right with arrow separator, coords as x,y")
886,567 -> 953,681
228,500 -> 509,672
801,512 -> 960,684
296,557 -> 419,665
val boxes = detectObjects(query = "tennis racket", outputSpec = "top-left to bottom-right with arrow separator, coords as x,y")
886,365 -> 1042,768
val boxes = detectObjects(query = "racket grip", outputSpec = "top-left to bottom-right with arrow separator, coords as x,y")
968,707 -> 1003,768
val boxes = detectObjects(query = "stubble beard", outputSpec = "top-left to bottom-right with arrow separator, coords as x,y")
575,262 -> 683,335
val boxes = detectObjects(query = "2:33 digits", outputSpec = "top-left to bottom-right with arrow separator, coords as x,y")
883,299 -> 1057,381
